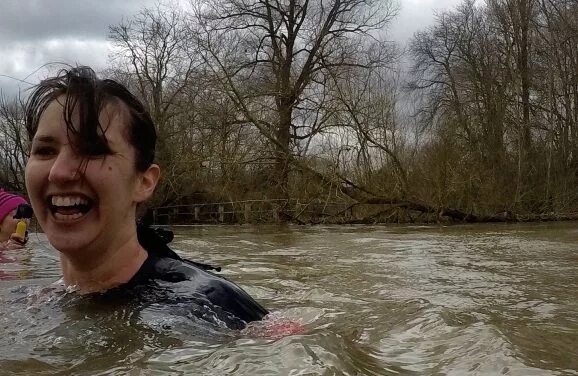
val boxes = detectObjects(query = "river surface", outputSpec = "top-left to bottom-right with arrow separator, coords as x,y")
1,223 -> 578,375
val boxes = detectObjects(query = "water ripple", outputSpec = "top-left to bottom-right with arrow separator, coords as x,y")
1,223 -> 578,374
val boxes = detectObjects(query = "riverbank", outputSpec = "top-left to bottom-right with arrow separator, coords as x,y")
147,200 -> 578,226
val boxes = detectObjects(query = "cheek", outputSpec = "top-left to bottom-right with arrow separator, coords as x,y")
25,161 -> 45,193
86,161 -> 136,193
25,163 -> 37,192
7,218 -> 17,229
25,161 -> 53,217
0,217 -> 15,233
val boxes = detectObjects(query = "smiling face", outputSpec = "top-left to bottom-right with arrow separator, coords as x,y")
25,96 -> 159,259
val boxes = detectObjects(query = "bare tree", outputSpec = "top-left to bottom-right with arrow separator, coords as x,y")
327,65 -> 408,196
409,1 -> 517,212
488,0 -> 537,205
533,0 -> 578,208
190,0 -> 398,198
109,4 -> 196,127
408,0 -> 578,215
109,4 -> 204,205
0,95 -> 27,192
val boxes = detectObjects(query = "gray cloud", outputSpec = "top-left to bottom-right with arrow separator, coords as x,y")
0,0 -> 463,98
0,0 -> 158,97
389,0 -> 466,43
0,0 -> 156,43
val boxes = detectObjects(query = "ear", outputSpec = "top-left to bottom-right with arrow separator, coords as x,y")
134,164 -> 160,203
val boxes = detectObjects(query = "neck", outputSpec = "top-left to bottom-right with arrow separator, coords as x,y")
60,232 -> 148,293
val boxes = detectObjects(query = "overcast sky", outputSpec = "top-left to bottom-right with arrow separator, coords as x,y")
0,0 -> 464,98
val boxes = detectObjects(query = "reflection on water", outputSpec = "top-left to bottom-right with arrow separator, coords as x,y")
1,223 -> 578,375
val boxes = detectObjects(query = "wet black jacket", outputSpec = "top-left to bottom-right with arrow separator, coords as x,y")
125,225 -> 268,329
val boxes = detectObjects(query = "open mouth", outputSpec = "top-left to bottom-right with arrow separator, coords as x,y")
47,195 -> 94,220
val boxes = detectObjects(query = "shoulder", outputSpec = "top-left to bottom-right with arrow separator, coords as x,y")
138,253 -> 269,324
145,256 -> 203,282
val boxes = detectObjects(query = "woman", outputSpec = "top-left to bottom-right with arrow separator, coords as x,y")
0,189 -> 29,249
24,66 -> 267,329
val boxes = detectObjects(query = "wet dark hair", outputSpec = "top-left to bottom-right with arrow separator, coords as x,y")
25,66 -> 156,172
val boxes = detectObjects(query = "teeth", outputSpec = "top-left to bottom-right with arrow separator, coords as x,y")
54,212 -> 84,221
51,195 -> 89,207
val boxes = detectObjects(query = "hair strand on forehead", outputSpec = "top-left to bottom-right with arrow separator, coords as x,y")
25,65 -> 156,172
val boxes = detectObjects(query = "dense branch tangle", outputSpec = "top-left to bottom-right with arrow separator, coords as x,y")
192,0 -> 398,198
408,0 -> 578,215
109,4 -> 262,206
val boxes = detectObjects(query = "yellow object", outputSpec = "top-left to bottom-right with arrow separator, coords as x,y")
15,219 -> 27,238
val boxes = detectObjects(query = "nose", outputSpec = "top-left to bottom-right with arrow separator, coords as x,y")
48,147 -> 82,184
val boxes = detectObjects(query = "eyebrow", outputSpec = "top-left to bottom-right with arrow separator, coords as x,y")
32,135 -> 58,144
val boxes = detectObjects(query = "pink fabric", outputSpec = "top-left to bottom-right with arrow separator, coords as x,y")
0,189 -> 27,222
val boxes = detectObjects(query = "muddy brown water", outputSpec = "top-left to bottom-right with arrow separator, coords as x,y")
1,222 -> 577,375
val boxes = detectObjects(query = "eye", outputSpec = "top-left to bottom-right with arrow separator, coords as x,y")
30,145 -> 57,158
83,142 -> 112,159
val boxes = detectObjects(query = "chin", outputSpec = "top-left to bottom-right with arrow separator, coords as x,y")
39,208 -> 97,248
42,220 -> 95,254
47,233 -> 92,256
